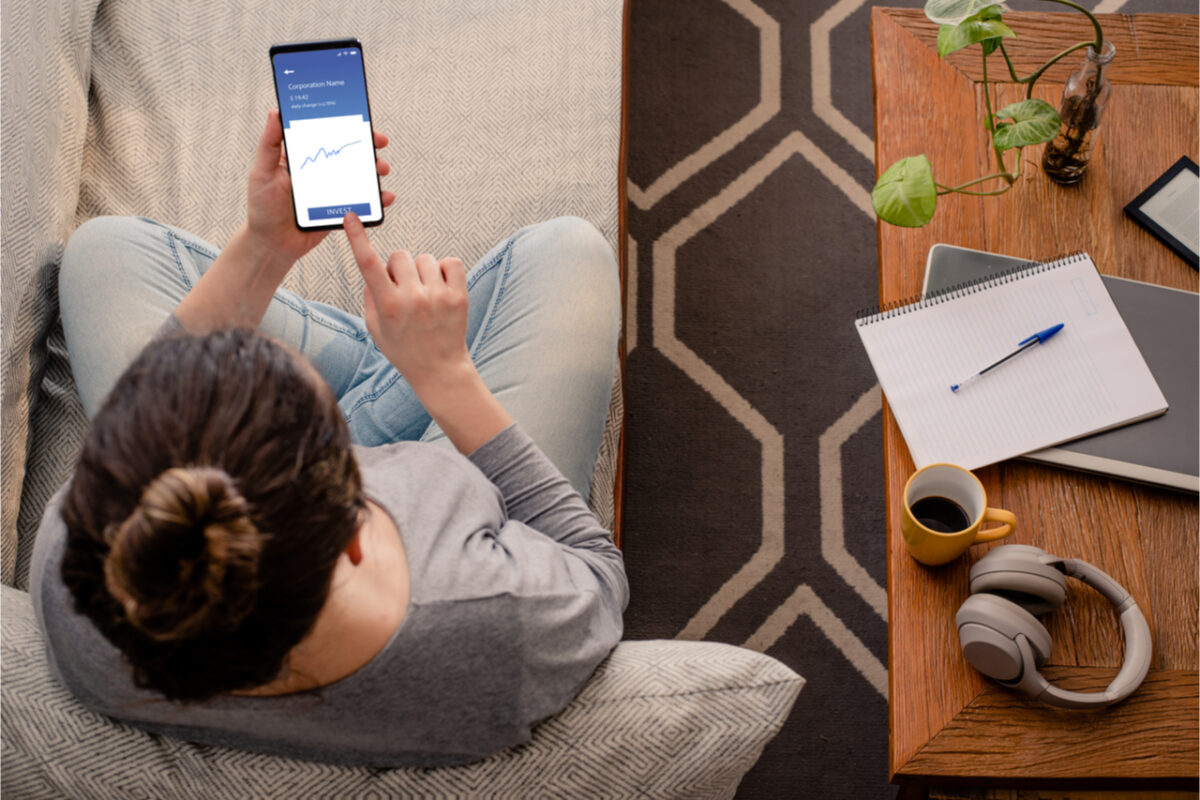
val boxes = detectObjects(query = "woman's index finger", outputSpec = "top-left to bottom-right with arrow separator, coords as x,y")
343,213 -> 391,294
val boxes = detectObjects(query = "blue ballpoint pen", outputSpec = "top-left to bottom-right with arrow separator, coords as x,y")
951,323 -> 1065,393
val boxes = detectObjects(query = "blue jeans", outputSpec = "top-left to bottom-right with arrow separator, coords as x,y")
58,215 -> 620,497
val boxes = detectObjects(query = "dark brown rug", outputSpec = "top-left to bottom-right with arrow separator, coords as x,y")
618,0 -> 1191,797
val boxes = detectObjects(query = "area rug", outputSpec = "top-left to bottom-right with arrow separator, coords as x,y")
618,0 -> 1189,797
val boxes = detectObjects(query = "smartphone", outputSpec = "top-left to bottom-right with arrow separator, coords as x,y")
269,38 -> 383,230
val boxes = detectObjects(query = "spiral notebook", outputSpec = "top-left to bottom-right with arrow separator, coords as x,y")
855,253 -> 1168,471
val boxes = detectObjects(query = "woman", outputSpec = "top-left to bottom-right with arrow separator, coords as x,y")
30,111 -> 627,767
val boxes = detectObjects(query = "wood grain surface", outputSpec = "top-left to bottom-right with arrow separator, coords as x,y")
929,788 -> 1200,800
872,7 -> 1199,788
906,670 -> 1199,781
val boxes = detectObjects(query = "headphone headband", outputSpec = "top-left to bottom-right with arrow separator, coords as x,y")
1053,557 -> 1150,703
958,546 -> 1151,709
1056,557 -> 1134,611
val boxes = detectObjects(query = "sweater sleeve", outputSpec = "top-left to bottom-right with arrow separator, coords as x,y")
153,313 -> 186,340
467,423 -> 629,613
465,424 -> 628,726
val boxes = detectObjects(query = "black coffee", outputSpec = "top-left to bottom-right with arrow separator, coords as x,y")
911,496 -> 970,533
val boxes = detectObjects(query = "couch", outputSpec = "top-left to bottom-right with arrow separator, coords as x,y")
0,1 -> 804,796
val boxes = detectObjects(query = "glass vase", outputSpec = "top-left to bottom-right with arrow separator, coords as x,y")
1042,42 -> 1115,185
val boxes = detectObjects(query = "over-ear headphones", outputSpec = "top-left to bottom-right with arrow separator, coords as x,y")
956,544 -> 1152,709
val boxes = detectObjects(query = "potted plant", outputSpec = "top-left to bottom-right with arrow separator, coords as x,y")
872,0 -> 1108,228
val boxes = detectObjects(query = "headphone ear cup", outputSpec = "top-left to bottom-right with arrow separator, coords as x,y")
969,545 -> 1067,616
956,594 -> 1052,683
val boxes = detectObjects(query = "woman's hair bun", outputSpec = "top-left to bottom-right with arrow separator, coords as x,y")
103,466 -> 264,642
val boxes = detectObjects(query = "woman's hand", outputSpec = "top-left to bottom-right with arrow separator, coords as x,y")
173,114 -> 394,334
245,110 -> 396,266
343,212 -> 471,387
344,212 -> 513,454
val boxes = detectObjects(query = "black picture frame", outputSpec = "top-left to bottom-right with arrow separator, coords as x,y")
1124,155 -> 1199,269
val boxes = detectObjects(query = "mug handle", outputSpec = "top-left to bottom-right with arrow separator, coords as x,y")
974,508 -> 1016,543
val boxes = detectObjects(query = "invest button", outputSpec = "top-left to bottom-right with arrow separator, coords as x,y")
308,203 -> 372,219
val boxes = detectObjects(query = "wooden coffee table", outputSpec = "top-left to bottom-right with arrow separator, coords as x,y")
871,8 -> 1199,792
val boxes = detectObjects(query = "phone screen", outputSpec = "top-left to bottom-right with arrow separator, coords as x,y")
270,40 -> 383,229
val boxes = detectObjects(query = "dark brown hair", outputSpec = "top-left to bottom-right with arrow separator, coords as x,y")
61,328 -> 366,702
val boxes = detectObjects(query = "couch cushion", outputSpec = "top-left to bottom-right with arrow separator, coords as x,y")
0,0 -> 103,587
5,0 -> 626,589
1,585 -> 803,799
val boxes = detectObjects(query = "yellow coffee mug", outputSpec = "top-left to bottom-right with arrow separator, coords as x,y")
901,463 -> 1016,566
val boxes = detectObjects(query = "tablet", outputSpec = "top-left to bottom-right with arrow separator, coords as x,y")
1124,156 -> 1199,269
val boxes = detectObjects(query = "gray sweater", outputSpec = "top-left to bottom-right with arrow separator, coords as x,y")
30,423 -> 628,767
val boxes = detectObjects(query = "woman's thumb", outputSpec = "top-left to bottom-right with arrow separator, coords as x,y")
251,110 -> 284,175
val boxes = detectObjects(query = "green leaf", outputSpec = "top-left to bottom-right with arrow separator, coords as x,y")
925,0 -> 1006,26
991,99 -> 1061,151
872,155 -> 937,228
975,4 -> 1006,54
936,16 -> 1015,58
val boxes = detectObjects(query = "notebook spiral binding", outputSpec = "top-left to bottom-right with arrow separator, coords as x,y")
854,252 -> 1087,325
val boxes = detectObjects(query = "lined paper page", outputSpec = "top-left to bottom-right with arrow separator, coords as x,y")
855,255 -> 1167,470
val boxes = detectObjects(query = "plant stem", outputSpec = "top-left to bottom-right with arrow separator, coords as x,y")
939,187 -> 1013,197
981,46 -> 994,122
1008,41 -> 1095,98
935,172 -> 1013,192
1038,0 -> 1104,53
998,42 -> 1021,81
935,150 -> 1024,197
997,0 -> 1103,97
980,50 -> 1013,181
